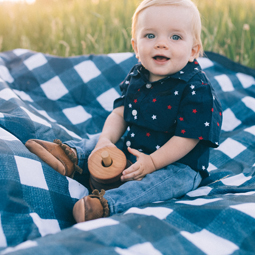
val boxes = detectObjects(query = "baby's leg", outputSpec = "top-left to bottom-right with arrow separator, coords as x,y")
105,163 -> 202,215
73,163 -> 202,222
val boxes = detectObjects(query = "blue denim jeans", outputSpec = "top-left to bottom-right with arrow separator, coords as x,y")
65,136 -> 202,215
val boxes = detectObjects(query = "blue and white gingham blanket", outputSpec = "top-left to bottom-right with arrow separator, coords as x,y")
0,49 -> 255,255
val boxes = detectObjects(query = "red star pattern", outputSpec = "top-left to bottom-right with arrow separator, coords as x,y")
121,61 -> 222,175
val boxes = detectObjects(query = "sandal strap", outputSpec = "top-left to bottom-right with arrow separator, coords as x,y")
53,139 -> 83,177
89,189 -> 109,217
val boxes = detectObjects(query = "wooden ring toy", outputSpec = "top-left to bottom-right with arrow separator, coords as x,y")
88,146 -> 131,190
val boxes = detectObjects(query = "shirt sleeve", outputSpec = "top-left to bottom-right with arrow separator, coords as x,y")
174,82 -> 222,148
113,66 -> 136,109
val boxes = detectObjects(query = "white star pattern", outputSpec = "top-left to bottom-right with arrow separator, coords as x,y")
134,116 -> 137,120
156,145 -> 160,150
125,80 -> 130,84
180,71 -> 184,74
204,122 -> 210,127
131,133 -> 135,137
202,166 -> 206,170
190,85 -> 195,90
174,91 -> 179,96
152,115 -> 157,120
192,91 -> 196,95
129,104 -> 132,108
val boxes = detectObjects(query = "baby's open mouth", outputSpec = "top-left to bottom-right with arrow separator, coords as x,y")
153,55 -> 170,61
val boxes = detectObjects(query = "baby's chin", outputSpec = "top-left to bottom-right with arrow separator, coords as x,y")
149,73 -> 169,82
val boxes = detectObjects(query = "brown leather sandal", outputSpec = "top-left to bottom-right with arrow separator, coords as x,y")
25,139 -> 82,178
73,189 -> 109,222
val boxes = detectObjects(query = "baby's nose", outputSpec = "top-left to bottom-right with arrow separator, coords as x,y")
155,39 -> 168,49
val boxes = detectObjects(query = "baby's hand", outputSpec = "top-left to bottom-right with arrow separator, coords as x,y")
121,147 -> 156,182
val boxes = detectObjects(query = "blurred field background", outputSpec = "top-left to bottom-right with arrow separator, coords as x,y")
0,0 -> 254,69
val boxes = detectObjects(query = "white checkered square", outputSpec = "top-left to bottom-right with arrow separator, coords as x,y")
221,173 -> 252,186
15,156 -> 48,190
222,108 -> 241,132
186,186 -> 212,197
208,163 -> 217,172
75,218 -> 119,231
197,57 -> 214,69
0,216 -> 7,248
97,88 -> 120,112
0,88 -> 18,101
245,125 -> 255,136
214,74 -> 234,92
68,178 -> 88,199
13,89 -> 33,102
63,105 -> 92,125
30,213 -> 60,236
215,138 -> 246,159
0,66 -> 14,83
115,242 -> 162,255
24,53 -> 48,71
74,60 -> 101,83
181,229 -> 239,255
236,72 -> 255,88
13,48 -> 30,56
176,198 -> 222,206
230,203 -> 255,219
0,127 -> 18,141
124,207 -> 173,220
21,107 -> 51,127
108,52 -> 134,64
40,76 -> 69,100
242,96 -> 255,112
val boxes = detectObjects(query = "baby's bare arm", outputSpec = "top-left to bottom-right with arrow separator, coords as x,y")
150,136 -> 199,170
95,106 -> 127,150
121,136 -> 199,181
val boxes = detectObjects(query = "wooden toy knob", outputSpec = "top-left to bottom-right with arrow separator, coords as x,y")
101,150 -> 112,167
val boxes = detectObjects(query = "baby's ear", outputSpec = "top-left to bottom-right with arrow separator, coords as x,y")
131,39 -> 139,60
189,44 -> 201,62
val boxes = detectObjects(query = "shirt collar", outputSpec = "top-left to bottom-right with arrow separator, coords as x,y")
130,60 -> 201,83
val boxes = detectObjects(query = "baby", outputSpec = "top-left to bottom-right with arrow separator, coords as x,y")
26,0 -> 222,222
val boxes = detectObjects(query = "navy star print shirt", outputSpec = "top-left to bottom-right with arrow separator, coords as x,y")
114,60 -> 222,178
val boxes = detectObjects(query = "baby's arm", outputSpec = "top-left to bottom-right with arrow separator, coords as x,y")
121,136 -> 199,181
94,106 -> 127,150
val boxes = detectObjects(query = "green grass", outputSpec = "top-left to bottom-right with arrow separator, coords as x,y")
0,0 -> 254,69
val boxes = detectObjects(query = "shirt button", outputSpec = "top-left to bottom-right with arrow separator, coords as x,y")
132,110 -> 137,116
146,83 -> 152,89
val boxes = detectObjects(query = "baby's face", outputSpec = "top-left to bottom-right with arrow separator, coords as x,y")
132,5 -> 200,82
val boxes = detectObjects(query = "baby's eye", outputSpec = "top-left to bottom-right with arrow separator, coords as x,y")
146,34 -> 155,39
171,35 -> 181,40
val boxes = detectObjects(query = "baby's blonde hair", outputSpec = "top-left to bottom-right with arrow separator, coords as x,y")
131,0 -> 203,57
